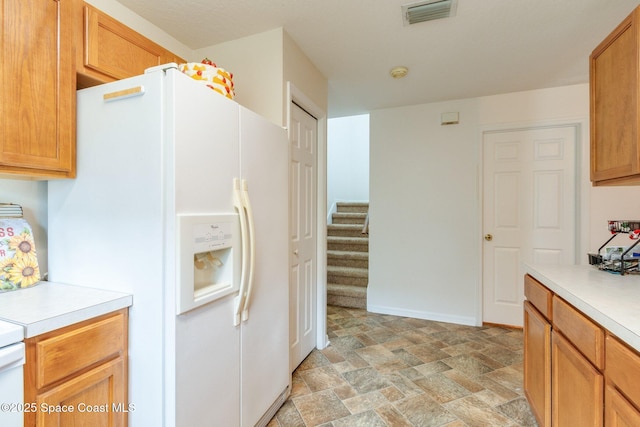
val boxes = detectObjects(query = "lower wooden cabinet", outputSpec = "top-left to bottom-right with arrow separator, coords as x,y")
24,309 -> 129,427
605,385 -> 640,427
524,274 -> 640,427
605,335 -> 640,427
35,358 -> 126,426
524,275 -> 607,426
552,331 -> 603,426
552,295 -> 604,369
524,301 -> 551,427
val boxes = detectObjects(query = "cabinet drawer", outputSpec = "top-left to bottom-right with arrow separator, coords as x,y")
606,335 -> 640,408
525,275 -> 552,320
552,296 -> 604,369
33,311 -> 126,389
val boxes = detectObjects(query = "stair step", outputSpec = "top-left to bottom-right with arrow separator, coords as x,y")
327,223 -> 367,238
327,201 -> 369,309
327,236 -> 369,252
327,284 -> 367,309
327,283 -> 367,297
331,212 -> 367,225
336,202 -> 369,214
327,250 -> 368,268
327,266 -> 368,286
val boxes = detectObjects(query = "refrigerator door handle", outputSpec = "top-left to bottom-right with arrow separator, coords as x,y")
240,179 -> 256,322
233,178 -> 249,326
103,86 -> 145,102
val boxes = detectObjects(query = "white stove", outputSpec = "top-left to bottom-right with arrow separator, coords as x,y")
0,319 -> 24,427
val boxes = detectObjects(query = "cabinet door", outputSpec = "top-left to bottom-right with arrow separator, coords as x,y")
606,335 -> 640,407
552,331 -> 604,426
590,8 -> 640,185
524,301 -> 551,427
0,0 -> 75,178
36,358 -> 127,427
605,385 -> 640,427
82,4 -> 185,82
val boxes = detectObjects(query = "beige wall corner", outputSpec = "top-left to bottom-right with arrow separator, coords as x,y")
283,30 -> 328,122
196,28 -> 284,125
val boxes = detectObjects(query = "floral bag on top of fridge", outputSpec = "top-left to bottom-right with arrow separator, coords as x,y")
0,218 -> 41,291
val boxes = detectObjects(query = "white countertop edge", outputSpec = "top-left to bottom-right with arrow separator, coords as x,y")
9,295 -> 133,338
524,263 -> 640,353
0,282 -> 133,338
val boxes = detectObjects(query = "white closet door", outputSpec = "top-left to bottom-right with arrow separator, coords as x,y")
483,126 -> 576,326
289,102 -> 318,371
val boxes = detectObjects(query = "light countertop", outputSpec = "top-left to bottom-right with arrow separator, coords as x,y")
0,281 -> 132,338
525,264 -> 640,352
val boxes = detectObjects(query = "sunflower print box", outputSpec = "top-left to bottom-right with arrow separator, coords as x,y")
0,218 -> 41,291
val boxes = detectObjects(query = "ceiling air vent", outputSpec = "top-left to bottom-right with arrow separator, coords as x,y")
402,0 -> 457,25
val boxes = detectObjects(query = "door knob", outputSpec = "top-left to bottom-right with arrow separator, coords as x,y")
484,234 -> 493,241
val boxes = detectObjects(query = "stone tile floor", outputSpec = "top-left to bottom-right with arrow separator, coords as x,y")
268,306 -> 538,427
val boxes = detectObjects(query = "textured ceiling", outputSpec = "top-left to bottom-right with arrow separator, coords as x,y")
116,0 -> 640,118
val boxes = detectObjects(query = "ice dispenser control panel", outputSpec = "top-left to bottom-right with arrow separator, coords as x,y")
193,222 -> 233,252
177,214 -> 240,315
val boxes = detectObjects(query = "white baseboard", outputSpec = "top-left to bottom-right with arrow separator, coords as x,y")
367,304 -> 478,327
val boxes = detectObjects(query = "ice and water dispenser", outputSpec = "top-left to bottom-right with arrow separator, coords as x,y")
177,214 -> 240,314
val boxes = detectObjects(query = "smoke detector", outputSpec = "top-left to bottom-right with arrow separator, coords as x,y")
402,0 -> 457,25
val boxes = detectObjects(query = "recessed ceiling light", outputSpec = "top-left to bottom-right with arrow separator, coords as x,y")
390,66 -> 409,79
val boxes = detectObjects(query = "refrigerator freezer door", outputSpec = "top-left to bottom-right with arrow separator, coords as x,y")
48,72 -> 168,426
175,293 -> 240,427
170,69 -> 240,215
239,107 -> 290,427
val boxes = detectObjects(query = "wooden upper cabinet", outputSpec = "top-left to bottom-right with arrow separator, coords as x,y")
0,0 -> 76,178
590,6 -> 640,186
77,3 -> 186,88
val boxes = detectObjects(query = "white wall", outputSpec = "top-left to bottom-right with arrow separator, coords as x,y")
282,31 -> 328,121
369,98 -> 481,325
0,180 -> 49,276
590,187 -> 640,251
195,28 -> 329,130
327,114 -> 369,214
369,83 -> 639,326
196,28 -> 284,126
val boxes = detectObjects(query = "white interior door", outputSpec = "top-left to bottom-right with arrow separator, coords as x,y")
483,125 -> 576,326
289,102 -> 317,371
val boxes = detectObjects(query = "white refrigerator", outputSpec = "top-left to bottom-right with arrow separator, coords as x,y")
47,65 -> 290,427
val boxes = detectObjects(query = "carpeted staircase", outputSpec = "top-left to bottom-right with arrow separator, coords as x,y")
327,202 -> 369,309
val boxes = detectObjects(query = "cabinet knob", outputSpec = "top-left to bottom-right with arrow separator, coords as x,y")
484,234 -> 493,241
